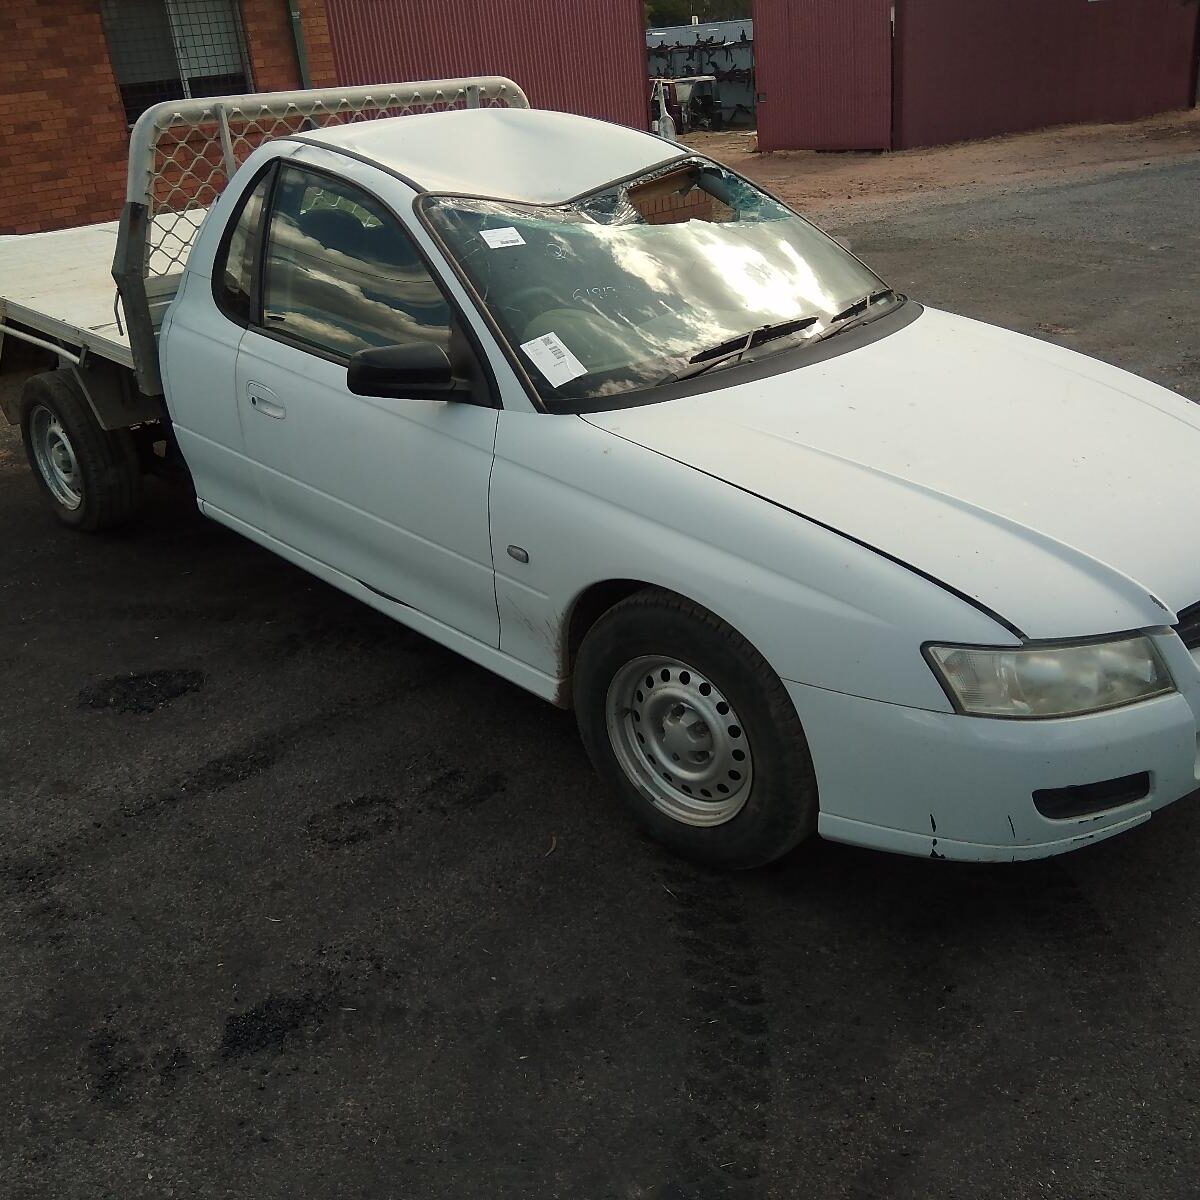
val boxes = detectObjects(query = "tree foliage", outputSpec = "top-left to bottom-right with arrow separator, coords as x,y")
645,0 -> 752,28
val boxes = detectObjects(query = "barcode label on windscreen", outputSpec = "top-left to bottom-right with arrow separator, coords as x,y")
480,227 -> 525,249
519,332 -> 587,387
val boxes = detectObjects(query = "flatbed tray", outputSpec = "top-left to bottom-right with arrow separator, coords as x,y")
0,221 -> 134,367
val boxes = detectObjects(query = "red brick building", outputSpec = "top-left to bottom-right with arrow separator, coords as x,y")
0,1 -> 337,234
0,0 -> 646,235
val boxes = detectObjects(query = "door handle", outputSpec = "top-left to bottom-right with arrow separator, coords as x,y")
247,384 -> 286,420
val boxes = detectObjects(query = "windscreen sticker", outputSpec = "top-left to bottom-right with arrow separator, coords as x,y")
480,226 -> 526,249
520,332 -> 587,388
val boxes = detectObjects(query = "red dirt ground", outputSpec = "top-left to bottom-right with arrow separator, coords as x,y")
684,106 -> 1200,220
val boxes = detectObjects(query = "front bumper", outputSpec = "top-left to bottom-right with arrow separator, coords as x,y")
785,638 -> 1200,862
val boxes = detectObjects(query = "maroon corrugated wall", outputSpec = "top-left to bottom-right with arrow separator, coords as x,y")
322,0 -> 647,128
894,0 -> 1200,149
753,0 -> 893,151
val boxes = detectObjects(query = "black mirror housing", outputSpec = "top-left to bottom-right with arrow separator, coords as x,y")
347,342 -> 460,400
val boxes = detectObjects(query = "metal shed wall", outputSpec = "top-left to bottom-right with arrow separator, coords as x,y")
753,0 -> 893,151
323,0 -> 648,128
894,0 -> 1200,149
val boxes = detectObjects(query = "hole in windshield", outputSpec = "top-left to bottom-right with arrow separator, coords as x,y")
624,166 -> 736,226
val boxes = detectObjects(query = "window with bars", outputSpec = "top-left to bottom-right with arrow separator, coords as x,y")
100,0 -> 253,126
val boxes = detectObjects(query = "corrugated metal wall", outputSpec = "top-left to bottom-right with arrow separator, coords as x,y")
753,0 -> 893,151
323,0 -> 647,128
894,0 -> 1200,149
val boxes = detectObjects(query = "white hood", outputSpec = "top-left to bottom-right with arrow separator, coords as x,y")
586,307 -> 1200,639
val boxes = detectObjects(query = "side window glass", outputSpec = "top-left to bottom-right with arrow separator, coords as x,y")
215,169 -> 272,324
261,166 -> 452,359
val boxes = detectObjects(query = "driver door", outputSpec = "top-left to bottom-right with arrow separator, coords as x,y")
234,160 -> 500,646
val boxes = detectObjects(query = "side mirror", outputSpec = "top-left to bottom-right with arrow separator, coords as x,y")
346,342 -> 463,401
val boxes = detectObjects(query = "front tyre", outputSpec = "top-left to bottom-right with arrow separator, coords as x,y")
574,588 -> 818,869
19,371 -> 142,531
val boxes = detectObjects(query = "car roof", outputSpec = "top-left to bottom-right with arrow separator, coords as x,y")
296,107 -> 686,205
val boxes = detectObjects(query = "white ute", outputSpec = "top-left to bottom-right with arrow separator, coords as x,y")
3,77 -> 1198,867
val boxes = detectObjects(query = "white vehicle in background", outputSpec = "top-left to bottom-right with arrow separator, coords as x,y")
2,78 -> 1199,868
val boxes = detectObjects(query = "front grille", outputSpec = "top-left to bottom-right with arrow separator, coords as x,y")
1175,601 -> 1200,651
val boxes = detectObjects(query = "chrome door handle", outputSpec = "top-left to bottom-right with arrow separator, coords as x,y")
247,386 -> 286,419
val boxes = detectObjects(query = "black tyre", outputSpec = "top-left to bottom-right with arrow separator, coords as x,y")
19,371 -> 142,531
574,587 -> 818,869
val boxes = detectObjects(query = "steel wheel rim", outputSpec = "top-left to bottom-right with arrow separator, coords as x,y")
605,655 -> 753,827
30,405 -> 82,510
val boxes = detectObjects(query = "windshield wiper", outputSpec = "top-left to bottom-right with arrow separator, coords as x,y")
659,315 -> 819,384
813,288 -> 900,343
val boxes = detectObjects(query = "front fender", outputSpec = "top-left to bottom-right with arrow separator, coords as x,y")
490,411 -> 1014,710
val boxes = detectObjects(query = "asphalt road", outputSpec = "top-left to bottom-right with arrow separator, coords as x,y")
3,160 -> 1199,1200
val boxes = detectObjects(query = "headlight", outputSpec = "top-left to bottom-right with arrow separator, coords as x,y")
925,635 -> 1174,718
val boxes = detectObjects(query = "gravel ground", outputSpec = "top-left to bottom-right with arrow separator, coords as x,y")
687,105 -> 1200,226
2,157 -> 1199,1200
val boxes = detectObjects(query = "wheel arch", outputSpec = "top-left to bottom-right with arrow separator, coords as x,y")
563,578 -> 655,692
561,577 -> 781,709
1,325 -> 59,424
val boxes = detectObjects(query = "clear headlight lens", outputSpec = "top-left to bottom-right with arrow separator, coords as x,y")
926,635 -> 1174,718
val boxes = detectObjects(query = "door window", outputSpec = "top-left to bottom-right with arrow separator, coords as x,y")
214,167 -> 272,324
261,166 -> 452,360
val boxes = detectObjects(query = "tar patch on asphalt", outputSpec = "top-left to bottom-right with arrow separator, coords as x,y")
77,668 -> 205,714
220,991 -> 330,1060
306,793 -> 400,847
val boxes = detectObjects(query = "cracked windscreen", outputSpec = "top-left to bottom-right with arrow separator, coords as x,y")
423,160 -> 897,405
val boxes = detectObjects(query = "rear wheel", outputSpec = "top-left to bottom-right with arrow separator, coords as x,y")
574,588 -> 818,869
19,371 -> 142,531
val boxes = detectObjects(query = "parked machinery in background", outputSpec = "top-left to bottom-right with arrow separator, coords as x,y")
647,19 -> 755,129
649,75 -> 721,137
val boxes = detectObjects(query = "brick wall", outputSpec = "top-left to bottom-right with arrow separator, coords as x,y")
0,1 -> 131,234
242,0 -> 337,93
638,190 -> 729,226
630,169 -> 734,226
0,0 -> 333,236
